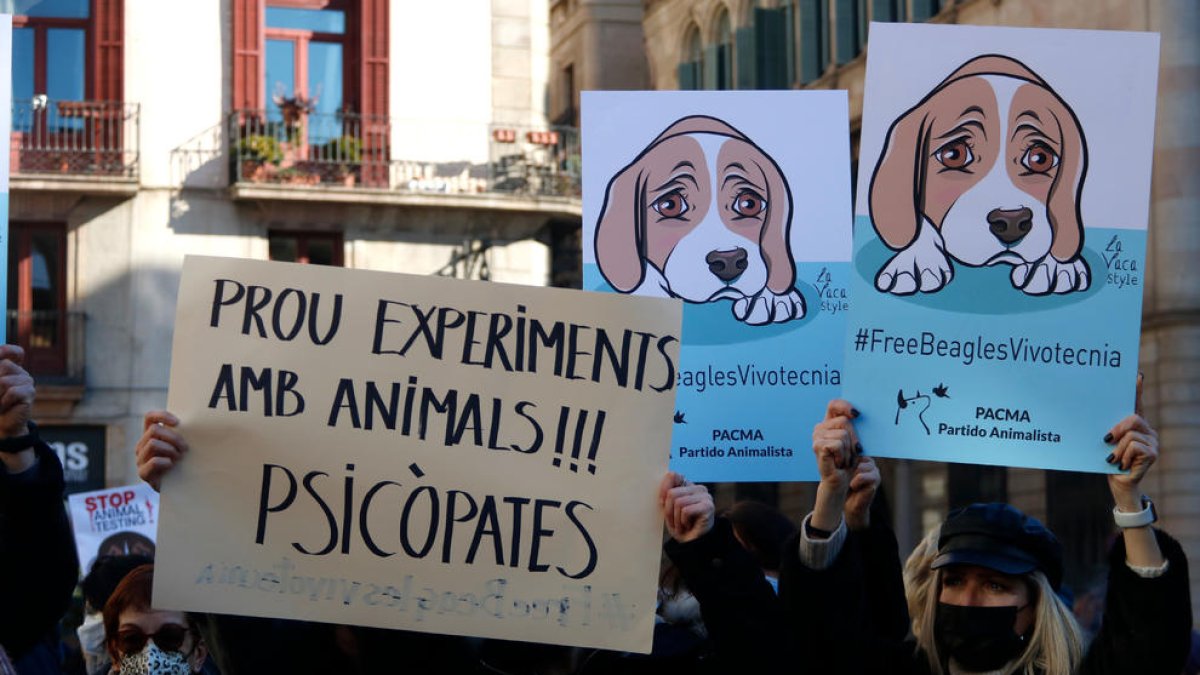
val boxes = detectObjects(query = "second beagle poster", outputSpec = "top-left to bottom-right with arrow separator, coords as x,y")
844,23 -> 1160,473
583,91 -> 853,482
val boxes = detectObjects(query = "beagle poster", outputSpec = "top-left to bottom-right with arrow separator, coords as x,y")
844,23 -> 1159,472
154,256 -> 680,653
583,91 -> 852,482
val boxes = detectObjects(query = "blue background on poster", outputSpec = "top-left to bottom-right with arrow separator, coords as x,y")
842,217 -> 1143,474
586,261 -> 847,482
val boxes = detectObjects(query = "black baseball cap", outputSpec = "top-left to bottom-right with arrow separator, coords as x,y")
932,503 -> 1064,591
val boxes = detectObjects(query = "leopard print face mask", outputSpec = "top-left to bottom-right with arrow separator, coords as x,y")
118,642 -> 192,675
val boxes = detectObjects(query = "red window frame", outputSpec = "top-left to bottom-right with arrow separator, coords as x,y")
8,223 -> 68,376
264,2 -> 349,108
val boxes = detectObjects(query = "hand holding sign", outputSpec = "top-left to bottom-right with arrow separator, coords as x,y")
659,472 -> 713,544
0,344 -> 36,474
135,410 -> 187,492
810,400 -> 879,532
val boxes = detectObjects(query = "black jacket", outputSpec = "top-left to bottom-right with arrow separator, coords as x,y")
663,518 -> 790,673
781,513 -> 1192,675
0,441 -> 79,671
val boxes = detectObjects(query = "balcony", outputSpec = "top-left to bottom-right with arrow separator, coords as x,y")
10,98 -> 140,196
226,109 -> 581,219
7,310 -> 87,419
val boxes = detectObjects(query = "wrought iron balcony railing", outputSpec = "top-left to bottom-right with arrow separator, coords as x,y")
11,99 -> 139,179
228,109 -> 580,199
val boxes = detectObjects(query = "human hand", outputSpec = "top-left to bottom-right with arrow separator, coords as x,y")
659,471 -> 715,544
0,344 -> 34,438
811,399 -> 862,531
0,344 -> 35,473
845,457 -> 880,531
135,410 -> 188,492
1105,375 -> 1157,511
812,399 -> 860,495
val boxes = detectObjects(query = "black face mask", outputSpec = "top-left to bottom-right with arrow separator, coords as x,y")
935,602 -> 1029,672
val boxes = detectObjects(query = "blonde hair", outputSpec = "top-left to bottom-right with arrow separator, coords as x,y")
904,529 -> 1086,675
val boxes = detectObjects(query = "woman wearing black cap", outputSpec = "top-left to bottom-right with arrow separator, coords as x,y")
779,396 -> 1192,675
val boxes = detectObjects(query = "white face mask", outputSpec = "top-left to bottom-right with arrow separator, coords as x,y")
76,611 -> 105,658
117,642 -> 193,675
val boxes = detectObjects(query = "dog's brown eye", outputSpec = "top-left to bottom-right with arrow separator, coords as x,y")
732,190 -> 766,218
934,139 -> 973,170
1021,142 -> 1059,174
652,191 -> 688,218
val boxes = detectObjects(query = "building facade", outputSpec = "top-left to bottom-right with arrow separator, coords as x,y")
557,0 -> 1200,615
11,0 -> 581,494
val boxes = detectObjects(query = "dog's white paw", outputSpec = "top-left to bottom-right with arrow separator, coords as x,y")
732,288 -> 806,325
875,248 -> 953,295
1011,256 -> 1090,295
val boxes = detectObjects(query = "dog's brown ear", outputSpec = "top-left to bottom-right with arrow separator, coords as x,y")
1047,98 -> 1086,262
760,154 -> 796,295
595,160 -> 647,292
869,105 -> 931,250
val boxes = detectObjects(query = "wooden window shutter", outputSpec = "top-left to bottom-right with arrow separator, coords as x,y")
735,24 -> 756,90
93,0 -> 124,102
232,0 -> 263,111
359,0 -> 389,119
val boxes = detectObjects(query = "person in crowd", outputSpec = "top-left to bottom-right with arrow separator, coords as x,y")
724,499 -> 797,593
103,564 -> 208,675
783,394 -> 1192,675
0,344 -> 79,675
137,410 -> 789,674
77,555 -> 156,675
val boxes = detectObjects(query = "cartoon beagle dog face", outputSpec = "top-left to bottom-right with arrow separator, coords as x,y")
870,55 -> 1091,296
595,116 -> 805,324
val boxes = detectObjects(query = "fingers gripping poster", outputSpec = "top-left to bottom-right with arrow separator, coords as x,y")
154,256 -> 680,653
844,23 -> 1160,472
583,91 -> 853,482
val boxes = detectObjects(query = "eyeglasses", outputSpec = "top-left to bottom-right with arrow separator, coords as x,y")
116,623 -> 190,655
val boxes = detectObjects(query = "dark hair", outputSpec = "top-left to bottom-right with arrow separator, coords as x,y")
724,500 -> 796,572
81,554 -> 154,611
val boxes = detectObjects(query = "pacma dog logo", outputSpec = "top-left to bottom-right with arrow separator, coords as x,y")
869,55 -> 1090,296
85,489 -> 154,534
594,115 -> 806,325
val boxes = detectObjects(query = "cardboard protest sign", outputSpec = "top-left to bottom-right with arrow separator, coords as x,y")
68,484 -> 159,574
844,24 -> 1159,472
583,91 -> 852,482
153,256 -> 680,653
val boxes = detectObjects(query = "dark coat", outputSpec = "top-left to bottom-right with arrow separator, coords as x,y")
0,442 -> 79,674
781,510 -> 1193,675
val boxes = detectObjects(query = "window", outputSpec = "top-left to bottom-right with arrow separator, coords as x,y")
798,0 -> 829,83
782,0 -> 797,87
265,5 -> 346,144
910,0 -> 943,22
13,0 -> 89,134
870,0 -> 907,22
715,10 -> 734,90
677,25 -> 703,90
555,63 -> 577,126
834,0 -> 862,64
269,232 -> 344,266
7,223 -> 67,375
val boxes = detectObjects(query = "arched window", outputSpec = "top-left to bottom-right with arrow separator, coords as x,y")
677,24 -> 703,90
798,0 -> 829,83
715,9 -> 733,90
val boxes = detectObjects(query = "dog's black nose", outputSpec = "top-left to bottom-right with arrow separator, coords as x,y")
706,248 -> 748,282
987,207 -> 1034,246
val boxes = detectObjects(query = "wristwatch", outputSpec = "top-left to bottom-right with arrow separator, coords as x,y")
1113,495 -> 1157,529
0,421 -> 39,454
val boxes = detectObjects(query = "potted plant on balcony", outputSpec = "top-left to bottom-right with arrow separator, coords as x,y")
233,134 -> 283,182
322,135 -> 363,187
